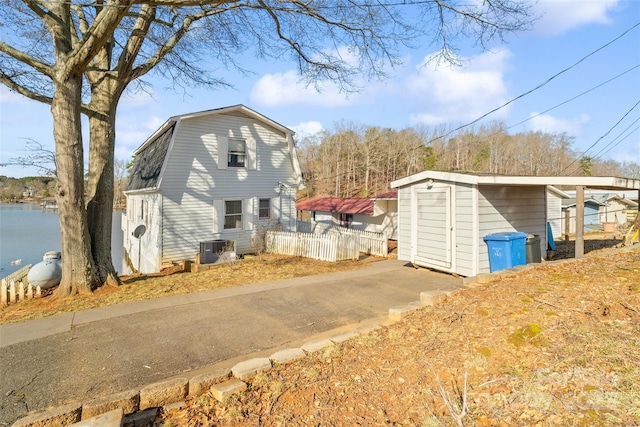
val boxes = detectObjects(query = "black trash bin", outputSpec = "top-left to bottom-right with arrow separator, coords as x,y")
525,234 -> 541,263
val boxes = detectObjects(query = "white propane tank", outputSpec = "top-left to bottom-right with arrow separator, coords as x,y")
27,251 -> 62,289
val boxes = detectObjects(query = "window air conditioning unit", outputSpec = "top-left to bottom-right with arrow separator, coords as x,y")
199,240 -> 236,264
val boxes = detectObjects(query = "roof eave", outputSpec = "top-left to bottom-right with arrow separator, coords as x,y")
392,171 -> 640,191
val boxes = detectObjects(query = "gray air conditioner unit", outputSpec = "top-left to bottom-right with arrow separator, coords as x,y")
199,240 -> 236,264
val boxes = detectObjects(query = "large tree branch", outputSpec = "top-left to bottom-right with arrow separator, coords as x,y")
136,0 -> 239,5
64,0 -> 133,78
116,4 -> 156,76
0,73 -> 53,105
0,41 -> 53,78
131,5 -> 229,79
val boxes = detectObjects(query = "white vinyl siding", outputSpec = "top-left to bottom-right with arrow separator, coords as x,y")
547,189 -> 562,239
397,187 -> 412,261
395,179 -> 546,277
477,185 -> 546,273
156,113 -> 298,265
454,184 -> 475,277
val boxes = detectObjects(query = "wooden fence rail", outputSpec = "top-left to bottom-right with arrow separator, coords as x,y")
265,231 -> 359,262
296,221 -> 388,257
1,264 -> 32,284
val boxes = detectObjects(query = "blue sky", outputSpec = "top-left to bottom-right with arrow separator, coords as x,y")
1,0 -> 639,178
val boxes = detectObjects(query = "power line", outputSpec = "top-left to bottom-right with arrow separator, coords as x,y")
506,64 -> 640,131
426,21 -> 640,145
591,119 -> 640,160
560,99 -> 640,174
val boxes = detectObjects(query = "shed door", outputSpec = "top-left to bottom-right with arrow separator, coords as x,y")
414,188 -> 452,268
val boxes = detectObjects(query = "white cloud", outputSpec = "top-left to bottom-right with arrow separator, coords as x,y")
408,49 -> 512,126
533,0 -> 620,35
526,112 -> 591,135
0,87 -> 31,105
250,70 -> 357,108
289,121 -> 325,138
120,88 -> 156,107
115,115 -> 165,160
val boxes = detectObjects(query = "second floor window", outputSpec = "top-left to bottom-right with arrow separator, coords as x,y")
228,139 -> 246,168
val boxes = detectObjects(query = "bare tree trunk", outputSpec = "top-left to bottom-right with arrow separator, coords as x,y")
86,90 -> 122,286
52,75 -> 99,296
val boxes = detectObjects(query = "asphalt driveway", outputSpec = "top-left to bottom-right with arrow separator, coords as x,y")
0,259 -> 463,425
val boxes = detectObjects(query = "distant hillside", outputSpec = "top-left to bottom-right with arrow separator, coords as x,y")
0,176 -> 57,202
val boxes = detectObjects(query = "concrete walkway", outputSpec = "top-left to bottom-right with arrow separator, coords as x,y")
0,259 -> 464,425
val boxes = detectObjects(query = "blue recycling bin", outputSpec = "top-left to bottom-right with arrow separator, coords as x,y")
483,232 -> 528,272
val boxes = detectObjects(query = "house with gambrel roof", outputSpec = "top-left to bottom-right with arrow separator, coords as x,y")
123,105 -> 304,273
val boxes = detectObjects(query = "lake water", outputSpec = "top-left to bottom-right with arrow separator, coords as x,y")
0,203 -> 124,277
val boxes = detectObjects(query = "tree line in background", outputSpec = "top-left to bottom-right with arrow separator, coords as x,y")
296,121 -> 640,199
3,121 -> 638,204
0,158 -> 129,208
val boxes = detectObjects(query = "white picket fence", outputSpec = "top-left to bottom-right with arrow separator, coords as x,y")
0,264 -> 45,307
1,279 -> 43,307
296,221 -> 388,257
265,231 -> 360,262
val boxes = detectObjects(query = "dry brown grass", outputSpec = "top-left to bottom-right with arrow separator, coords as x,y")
0,254 -> 370,324
159,246 -> 640,426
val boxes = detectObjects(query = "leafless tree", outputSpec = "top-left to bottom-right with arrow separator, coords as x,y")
298,123 -> 637,199
0,0 -> 534,296
7,138 -> 57,177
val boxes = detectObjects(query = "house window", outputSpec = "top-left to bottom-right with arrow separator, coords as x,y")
224,200 -> 242,229
339,213 -> 352,228
228,139 -> 246,168
259,198 -> 270,219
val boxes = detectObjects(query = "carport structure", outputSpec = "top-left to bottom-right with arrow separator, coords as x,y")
391,172 -> 640,277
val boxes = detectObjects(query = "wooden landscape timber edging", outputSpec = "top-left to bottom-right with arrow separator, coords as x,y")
265,231 -> 359,262
296,221 -> 388,257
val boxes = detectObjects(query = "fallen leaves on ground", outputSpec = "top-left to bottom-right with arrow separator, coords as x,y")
158,246 -> 640,426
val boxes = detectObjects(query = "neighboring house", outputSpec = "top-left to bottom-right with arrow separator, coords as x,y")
123,105 -> 304,273
547,186 -> 570,240
390,171 -> 639,277
296,191 -> 398,239
563,190 -> 638,226
596,194 -> 638,225
561,197 -> 604,234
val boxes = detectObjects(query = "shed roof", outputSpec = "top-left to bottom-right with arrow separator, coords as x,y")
391,171 -> 640,191
547,186 -> 571,199
562,197 -> 605,209
297,197 -> 374,215
373,190 -> 398,200
589,193 -> 638,207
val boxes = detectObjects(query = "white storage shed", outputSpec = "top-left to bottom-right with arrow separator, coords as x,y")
391,172 -> 640,278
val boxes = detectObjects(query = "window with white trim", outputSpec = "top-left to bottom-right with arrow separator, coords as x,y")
224,200 -> 243,229
227,138 -> 246,168
258,198 -> 270,220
